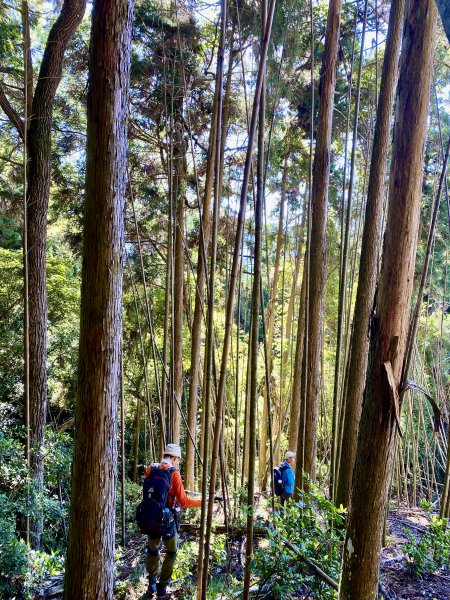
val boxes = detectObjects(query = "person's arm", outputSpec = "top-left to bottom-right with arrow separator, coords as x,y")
171,470 -> 202,508
286,468 -> 295,489
282,466 -> 294,490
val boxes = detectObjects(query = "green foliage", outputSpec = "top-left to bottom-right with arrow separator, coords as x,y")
0,215 -> 21,249
404,517 -> 450,577
26,549 -> 64,591
172,539 -> 199,584
0,492 -> 28,597
170,534 -> 227,591
40,430 -> 72,550
0,503 -> 65,600
116,478 -> 142,535
250,483 -> 346,599
0,430 -> 67,596
0,425 -> 72,576
181,575 -> 240,600
419,497 -> 434,512
0,248 -> 80,419
210,533 -> 227,568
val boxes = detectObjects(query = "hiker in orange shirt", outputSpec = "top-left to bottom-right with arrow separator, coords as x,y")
143,443 -> 201,598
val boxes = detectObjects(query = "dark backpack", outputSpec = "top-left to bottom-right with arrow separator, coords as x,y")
274,463 -> 289,496
136,466 -> 177,537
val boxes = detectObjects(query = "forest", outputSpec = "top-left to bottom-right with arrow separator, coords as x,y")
0,0 -> 450,598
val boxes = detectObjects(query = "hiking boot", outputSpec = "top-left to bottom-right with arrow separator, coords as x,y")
147,576 -> 157,594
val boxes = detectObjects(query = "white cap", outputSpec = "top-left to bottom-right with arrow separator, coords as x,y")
285,450 -> 296,459
164,443 -> 182,458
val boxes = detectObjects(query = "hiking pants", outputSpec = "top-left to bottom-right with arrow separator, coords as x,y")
280,493 -> 293,506
146,532 -> 179,587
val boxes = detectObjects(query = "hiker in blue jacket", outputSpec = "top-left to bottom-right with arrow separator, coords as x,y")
280,450 -> 296,503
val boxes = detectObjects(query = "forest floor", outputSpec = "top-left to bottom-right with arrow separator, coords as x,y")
378,507 -> 450,600
36,506 -> 450,600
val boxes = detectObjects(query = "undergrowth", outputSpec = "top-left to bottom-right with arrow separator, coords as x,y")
404,517 -> 450,577
249,481 -> 346,599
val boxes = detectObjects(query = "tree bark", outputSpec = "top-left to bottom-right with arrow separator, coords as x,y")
281,208 -> 306,403
63,0 -> 133,596
185,17 -> 236,486
244,0 -> 266,589
339,1 -> 436,597
185,92 -> 218,490
161,182 -> 172,452
330,0 -> 369,499
172,113 -> 186,444
335,0 -> 405,509
259,159 -> 287,486
302,0 -> 342,479
24,0 -> 86,549
132,398 -> 141,483
288,263 -> 306,452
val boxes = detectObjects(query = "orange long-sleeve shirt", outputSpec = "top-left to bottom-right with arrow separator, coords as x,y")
144,462 -> 202,509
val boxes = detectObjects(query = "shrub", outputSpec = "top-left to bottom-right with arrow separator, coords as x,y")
0,493 -> 28,597
250,481 -> 346,599
404,517 -> 450,577
115,478 -> 142,538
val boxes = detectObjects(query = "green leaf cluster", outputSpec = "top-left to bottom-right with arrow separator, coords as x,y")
250,482 -> 346,599
403,517 -> 450,577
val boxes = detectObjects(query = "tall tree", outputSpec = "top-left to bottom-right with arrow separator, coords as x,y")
288,263 -> 306,452
63,0 -> 133,595
339,0 -> 437,596
172,107 -> 186,444
170,4 -> 192,444
259,158 -> 287,487
0,0 -> 87,549
335,0 -> 405,509
296,0 -> 342,482
185,88 -> 218,489
330,0 -> 368,497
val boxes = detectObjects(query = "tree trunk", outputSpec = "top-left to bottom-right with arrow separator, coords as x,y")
185,16 -> 236,486
244,0 -> 266,589
281,208 -> 306,402
330,0 -> 368,499
259,159 -> 287,486
132,398 -> 141,483
161,186 -> 172,453
26,0 -> 86,550
288,263 -> 306,452
335,0 -> 405,509
185,99 -> 217,490
21,0 -> 31,548
302,0 -> 342,479
172,113 -> 186,444
196,5 -> 228,596
339,1 -> 436,597
63,0 -> 133,596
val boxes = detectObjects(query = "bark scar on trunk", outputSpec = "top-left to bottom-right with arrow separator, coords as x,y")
388,334 -> 399,364
383,361 -> 402,437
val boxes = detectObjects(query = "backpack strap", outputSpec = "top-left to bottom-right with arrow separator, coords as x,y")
144,463 -> 160,479
167,466 -> 178,507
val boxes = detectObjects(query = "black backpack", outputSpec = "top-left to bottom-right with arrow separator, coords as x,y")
273,463 -> 288,496
136,466 -> 177,537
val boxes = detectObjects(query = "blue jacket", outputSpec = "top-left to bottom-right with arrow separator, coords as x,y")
281,461 -> 295,495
